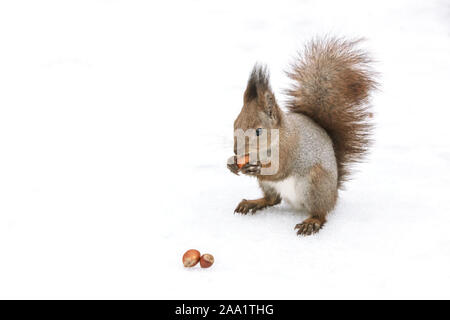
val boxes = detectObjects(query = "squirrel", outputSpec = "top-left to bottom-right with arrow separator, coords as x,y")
227,37 -> 377,236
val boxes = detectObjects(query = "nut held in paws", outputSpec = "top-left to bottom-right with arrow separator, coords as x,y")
200,254 -> 214,268
182,249 -> 201,267
237,155 -> 250,169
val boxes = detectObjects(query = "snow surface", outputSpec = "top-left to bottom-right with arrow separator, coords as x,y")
1,0 -> 450,299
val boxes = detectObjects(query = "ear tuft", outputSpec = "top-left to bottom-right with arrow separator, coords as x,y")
244,64 -> 271,103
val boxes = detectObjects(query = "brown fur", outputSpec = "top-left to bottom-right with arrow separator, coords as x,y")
286,37 -> 378,188
307,164 -> 337,218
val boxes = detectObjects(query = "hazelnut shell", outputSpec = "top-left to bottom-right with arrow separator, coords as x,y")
200,254 -> 214,268
182,249 -> 201,267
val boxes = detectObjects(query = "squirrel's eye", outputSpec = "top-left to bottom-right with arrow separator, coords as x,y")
256,128 -> 262,136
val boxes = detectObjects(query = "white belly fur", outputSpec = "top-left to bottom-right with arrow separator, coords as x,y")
264,176 -> 310,210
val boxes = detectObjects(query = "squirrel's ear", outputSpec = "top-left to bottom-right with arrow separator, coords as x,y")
244,64 -> 279,121
260,90 -> 277,119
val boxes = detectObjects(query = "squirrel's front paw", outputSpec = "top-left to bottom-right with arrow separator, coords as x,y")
227,155 -> 240,175
240,161 -> 261,176
234,199 -> 263,214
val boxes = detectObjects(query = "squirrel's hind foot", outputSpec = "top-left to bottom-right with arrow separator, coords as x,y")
295,216 -> 326,236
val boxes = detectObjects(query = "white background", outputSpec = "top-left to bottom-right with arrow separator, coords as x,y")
1,0 -> 449,299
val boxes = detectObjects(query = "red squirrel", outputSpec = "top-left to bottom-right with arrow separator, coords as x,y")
227,37 -> 377,236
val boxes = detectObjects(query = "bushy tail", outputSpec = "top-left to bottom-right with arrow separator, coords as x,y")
286,37 -> 378,188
